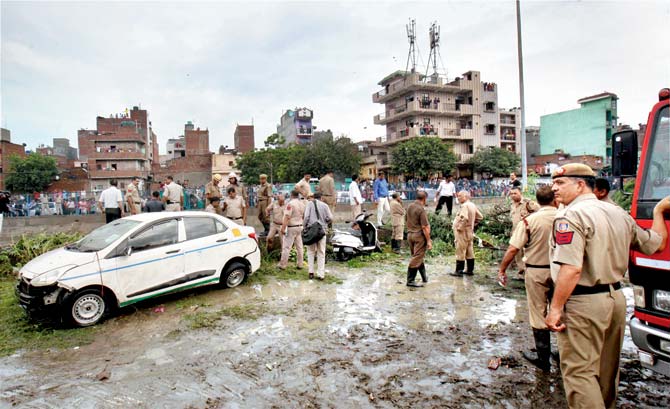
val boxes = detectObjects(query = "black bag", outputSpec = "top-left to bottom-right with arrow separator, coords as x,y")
302,201 -> 326,245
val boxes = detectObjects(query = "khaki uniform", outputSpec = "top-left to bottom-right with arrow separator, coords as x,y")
229,183 -> 248,205
205,203 -> 222,215
164,182 -> 183,211
390,200 -> 406,241
453,201 -> 482,260
406,201 -> 429,268
279,198 -> 306,268
266,201 -> 286,247
223,196 -> 245,223
295,179 -> 311,199
511,199 -> 540,270
126,183 -> 142,214
509,206 -> 557,329
205,181 -> 221,206
318,175 -> 336,212
257,182 -> 273,225
550,193 -> 661,409
601,195 -> 617,206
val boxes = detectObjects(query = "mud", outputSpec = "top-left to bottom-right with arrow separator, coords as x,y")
1,258 -> 668,408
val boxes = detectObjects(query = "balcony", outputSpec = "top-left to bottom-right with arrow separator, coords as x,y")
88,151 -> 146,160
372,73 -> 466,103
89,169 -> 149,179
501,137 -> 517,143
373,101 -> 475,125
500,120 -> 516,127
458,153 -> 474,162
90,133 -> 146,143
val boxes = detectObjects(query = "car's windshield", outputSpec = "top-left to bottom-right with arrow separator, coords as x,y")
640,105 -> 670,200
68,219 -> 141,252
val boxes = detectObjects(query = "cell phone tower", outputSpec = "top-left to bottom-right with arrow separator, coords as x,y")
405,19 -> 417,74
425,21 -> 441,79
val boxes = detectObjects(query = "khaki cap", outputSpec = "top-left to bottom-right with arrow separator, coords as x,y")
551,163 -> 596,179
259,174 -> 268,179
213,174 -> 222,181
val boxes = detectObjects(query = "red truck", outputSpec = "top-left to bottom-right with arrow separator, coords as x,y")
613,88 -> 670,376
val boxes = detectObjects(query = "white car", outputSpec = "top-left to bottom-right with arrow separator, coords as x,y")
16,211 -> 261,327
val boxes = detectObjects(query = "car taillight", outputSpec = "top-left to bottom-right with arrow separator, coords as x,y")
248,232 -> 257,241
633,285 -> 646,308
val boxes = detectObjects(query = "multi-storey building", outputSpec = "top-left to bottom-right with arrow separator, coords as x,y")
78,106 -> 157,192
234,125 -> 255,153
372,70 -> 508,171
166,138 -> 186,159
526,126 -> 541,158
36,137 -> 78,169
499,108 -> 521,153
540,92 -> 618,164
0,128 -> 27,190
277,107 -> 314,146
152,121 -> 212,189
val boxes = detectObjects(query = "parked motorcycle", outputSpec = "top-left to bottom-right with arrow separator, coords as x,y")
331,211 -> 381,261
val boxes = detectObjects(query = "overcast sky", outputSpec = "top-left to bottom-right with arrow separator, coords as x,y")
1,0 -> 669,154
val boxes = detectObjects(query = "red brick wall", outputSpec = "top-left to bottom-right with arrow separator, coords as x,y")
234,125 -> 255,153
153,154 -> 212,188
185,129 -> 209,155
0,140 -> 27,190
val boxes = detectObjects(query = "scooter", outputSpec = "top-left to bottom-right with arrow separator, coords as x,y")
331,211 -> 381,261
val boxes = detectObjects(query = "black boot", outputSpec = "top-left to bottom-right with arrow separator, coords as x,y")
406,267 -> 423,287
522,329 -> 551,372
262,222 -> 270,235
449,260 -> 465,276
418,263 -> 428,283
464,258 -> 475,275
391,239 -> 400,253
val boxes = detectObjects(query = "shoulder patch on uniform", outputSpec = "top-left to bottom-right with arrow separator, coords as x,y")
555,231 -> 573,245
557,222 -> 569,233
286,205 -> 292,211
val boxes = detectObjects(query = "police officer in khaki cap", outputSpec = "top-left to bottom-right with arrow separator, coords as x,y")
546,163 -> 669,408
257,174 -> 273,234
205,174 -> 222,206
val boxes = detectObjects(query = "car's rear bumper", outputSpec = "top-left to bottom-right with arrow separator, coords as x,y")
629,317 -> 670,376
246,246 -> 261,274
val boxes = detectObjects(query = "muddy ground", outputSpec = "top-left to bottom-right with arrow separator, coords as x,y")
0,255 -> 668,409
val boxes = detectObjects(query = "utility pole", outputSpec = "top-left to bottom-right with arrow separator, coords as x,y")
516,0 -> 528,189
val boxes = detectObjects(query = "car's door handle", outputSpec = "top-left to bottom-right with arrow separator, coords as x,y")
165,249 -> 180,254
216,238 -> 228,243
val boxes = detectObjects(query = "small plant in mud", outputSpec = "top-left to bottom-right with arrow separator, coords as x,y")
182,304 -> 270,329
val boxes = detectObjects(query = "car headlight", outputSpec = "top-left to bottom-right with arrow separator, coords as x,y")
653,290 -> 670,313
31,265 -> 76,287
633,285 -> 645,309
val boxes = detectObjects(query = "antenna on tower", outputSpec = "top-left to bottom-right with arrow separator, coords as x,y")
425,21 -> 441,80
405,19 -> 417,73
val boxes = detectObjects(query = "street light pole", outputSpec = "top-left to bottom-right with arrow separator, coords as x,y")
516,0 -> 528,189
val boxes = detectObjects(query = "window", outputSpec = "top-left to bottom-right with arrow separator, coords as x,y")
640,105 -> 670,201
184,217 -> 218,240
215,221 -> 227,233
130,219 -> 179,252
485,102 -> 495,111
111,163 -> 117,170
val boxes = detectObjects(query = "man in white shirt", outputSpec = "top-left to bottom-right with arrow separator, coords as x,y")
163,175 -> 184,211
349,174 -> 364,220
98,179 -> 124,223
435,175 -> 456,216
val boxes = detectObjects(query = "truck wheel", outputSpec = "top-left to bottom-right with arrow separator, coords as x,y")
221,262 -> 248,288
65,289 -> 107,327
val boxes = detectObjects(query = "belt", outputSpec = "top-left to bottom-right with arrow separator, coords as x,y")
407,230 -> 422,234
274,221 -> 283,226
288,224 -> 303,228
322,194 -> 333,197
166,200 -> 175,204
572,282 -> 621,296
230,217 -> 243,220
134,201 -> 141,204
525,263 -> 550,269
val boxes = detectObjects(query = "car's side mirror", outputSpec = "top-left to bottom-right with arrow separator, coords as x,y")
612,130 -> 638,178
125,246 -> 133,257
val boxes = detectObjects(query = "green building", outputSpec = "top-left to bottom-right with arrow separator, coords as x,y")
539,92 -> 618,164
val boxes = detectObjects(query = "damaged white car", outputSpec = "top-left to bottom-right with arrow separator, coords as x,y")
16,212 -> 261,327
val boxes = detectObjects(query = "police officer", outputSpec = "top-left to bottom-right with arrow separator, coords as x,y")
390,192 -> 405,253
279,190 -> 306,270
126,177 -> 142,215
451,190 -> 482,276
162,176 -> 183,211
295,173 -> 312,199
227,172 -> 248,206
498,186 -> 558,371
257,174 -> 273,234
222,186 -> 246,224
546,163 -> 669,408
205,174 -> 222,206
266,194 -> 286,250
318,170 -> 336,214
509,186 -> 540,277
405,191 -> 432,287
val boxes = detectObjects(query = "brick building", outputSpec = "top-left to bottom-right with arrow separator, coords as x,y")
152,121 -> 212,189
36,137 -> 78,169
0,128 -> 28,190
234,124 -> 255,153
78,106 -> 158,193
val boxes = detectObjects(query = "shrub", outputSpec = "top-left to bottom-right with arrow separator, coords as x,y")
1,232 -> 83,277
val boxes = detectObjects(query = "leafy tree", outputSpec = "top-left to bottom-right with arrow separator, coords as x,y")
469,146 -> 521,177
297,136 -> 361,179
264,133 -> 286,149
5,153 -> 58,193
390,137 -> 457,179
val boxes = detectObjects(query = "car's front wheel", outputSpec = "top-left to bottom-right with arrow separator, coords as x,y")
65,289 -> 107,327
221,262 -> 248,288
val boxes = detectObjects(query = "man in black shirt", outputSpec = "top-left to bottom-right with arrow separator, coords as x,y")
144,191 -> 165,213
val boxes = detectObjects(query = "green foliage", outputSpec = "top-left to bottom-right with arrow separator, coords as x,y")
236,136 -> 361,184
182,304 -> 269,329
612,179 -> 635,211
264,133 -> 286,149
476,201 -> 513,238
391,137 -> 458,178
469,146 -> 521,177
5,153 -> 59,193
1,232 -> 83,276
427,213 -> 455,244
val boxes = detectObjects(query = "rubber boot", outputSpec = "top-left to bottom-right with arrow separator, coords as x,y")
449,260 -> 465,276
406,267 -> 423,287
418,263 -> 428,283
391,239 -> 400,253
262,222 -> 270,235
522,329 -> 551,372
464,258 -> 475,275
